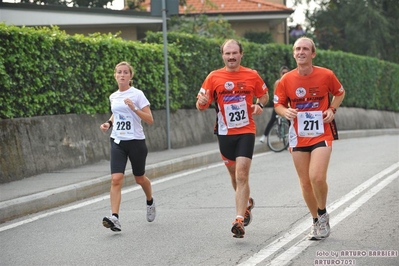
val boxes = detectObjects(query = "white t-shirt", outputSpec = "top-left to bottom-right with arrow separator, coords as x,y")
109,87 -> 150,141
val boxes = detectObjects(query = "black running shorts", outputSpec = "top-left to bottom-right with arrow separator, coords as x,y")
217,134 -> 255,163
291,140 -> 331,152
110,138 -> 148,176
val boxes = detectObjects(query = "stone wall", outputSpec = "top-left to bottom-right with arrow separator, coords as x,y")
0,107 -> 398,183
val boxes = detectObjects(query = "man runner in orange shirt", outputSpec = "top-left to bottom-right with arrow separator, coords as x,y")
274,37 -> 345,240
196,39 -> 269,238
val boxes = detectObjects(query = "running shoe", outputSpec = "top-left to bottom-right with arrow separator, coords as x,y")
231,218 -> 245,238
259,135 -> 266,143
244,197 -> 255,226
318,213 -> 330,238
102,215 -> 121,232
147,200 -> 156,222
308,222 -> 321,240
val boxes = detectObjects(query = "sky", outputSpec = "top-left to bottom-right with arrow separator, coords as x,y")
286,0 -> 319,29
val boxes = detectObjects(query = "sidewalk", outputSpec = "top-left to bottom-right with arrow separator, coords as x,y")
1,129 -> 398,224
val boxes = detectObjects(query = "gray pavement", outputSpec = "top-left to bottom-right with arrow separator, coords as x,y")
0,129 -> 398,224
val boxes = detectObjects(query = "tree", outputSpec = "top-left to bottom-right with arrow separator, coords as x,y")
124,0 -> 146,11
166,0 -> 240,39
292,0 -> 399,63
168,14 -> 240,40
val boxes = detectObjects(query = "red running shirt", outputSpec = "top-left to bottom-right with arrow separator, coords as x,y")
200,66 -> 268,135
274,66 -> 345,147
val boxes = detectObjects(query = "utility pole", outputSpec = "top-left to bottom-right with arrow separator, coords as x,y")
151,0 -> 178,150
161,0 -> 171,150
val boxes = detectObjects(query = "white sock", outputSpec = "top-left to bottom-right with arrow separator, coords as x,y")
236,215 -> 244,220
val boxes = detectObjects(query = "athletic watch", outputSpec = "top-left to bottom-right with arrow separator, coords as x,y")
133,106 -> 139,112
330,106 -> 337,114
257,102 -> 264,109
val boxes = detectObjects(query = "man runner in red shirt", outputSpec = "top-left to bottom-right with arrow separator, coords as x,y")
274,37 -> 345,240
196,39 -> 269,238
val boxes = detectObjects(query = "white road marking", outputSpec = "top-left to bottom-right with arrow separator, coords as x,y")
0,152 -> 274,232
267,170 -> 398,266
239,163 -> 399,266
1,155 -> 397,266
0,162 -> 224,232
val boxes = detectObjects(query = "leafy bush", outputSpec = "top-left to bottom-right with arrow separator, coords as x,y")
0,25 -> 182,118
0,24 -> 398,119
243,31 -> 273,44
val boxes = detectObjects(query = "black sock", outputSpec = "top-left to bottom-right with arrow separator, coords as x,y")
112,213 -> 119,219
317,208 -> 327,216
147,198 -> 153,206
313,218 -> 318,224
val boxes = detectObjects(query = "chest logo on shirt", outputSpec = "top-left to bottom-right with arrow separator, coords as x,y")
224,81 -> 235,91
296,87 -> 306,98
118,114 -> 127,120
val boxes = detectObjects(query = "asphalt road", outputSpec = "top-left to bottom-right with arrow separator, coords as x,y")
1,135 -> 398,266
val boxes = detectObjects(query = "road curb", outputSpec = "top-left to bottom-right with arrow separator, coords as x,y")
1,129 -> 397,223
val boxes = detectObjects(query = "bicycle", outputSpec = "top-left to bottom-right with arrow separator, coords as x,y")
267,115 -> 290,152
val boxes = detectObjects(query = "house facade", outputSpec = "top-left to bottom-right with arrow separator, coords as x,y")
0,2 -> 162,40
0,0 -> 293,44
151,0 -> 294,44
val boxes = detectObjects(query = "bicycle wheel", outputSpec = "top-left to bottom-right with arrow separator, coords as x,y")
267,120 -> 290,152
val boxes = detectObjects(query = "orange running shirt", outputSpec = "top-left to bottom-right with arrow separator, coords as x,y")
274,66 -> 345,147
199,66 -> 268,135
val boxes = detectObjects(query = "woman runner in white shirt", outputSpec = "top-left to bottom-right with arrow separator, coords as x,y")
100,61 -> 156,232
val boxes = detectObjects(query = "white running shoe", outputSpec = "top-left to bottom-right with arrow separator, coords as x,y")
318,213 -> 331,238
102,215 -> 121,232
147,200 -> 156,222
259,135 -> 266,143
308,222 -> 321,240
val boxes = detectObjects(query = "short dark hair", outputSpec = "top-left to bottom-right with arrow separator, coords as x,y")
279,66 -> 290,75
220,39 -> 243,54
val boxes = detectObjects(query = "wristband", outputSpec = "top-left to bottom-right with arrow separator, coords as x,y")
107,120 -> 113,128
257,102 -> 264,109
330,107 -> 336,114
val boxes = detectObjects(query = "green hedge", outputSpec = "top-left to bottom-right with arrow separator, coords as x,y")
1,24 -> 398,119
0,25 -> 180,118
146,32 -> 399,111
